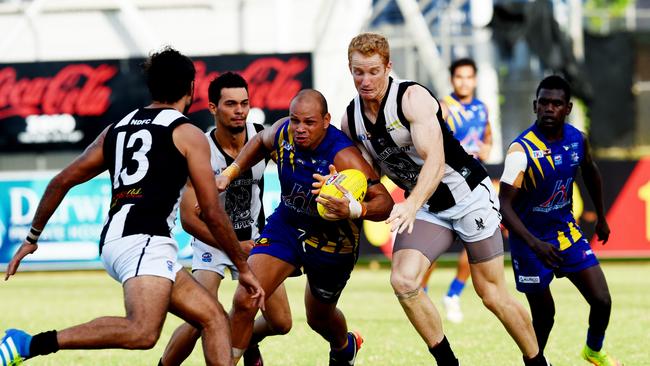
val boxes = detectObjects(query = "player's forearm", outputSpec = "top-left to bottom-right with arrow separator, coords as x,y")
233,134 -> 267,173
408,158 -> 444,208
499,202 -> 538,248
202,207 -> 248,270
30,174 -> 75,232
583,164 -> 607,219
361,186 -> 394,221
180,212 -> 221,248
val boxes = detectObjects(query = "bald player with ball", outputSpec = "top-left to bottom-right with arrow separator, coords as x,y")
216,89 -> 393,366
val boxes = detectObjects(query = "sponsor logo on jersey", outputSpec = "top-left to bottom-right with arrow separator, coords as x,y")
554,154 -> 563,165
532,149 -> 551,159
166,260 -> 174,272
534,178 -> 572,213
386,119 -> 402,132
571,142 -> 579,150
201,252 -> 213,263
518,275 -> 540,284
571,151 -> 580,164
255,237 -> 270,247
281,140 -> 294,152
131,118 -> 151,125
357,132 -> 372,141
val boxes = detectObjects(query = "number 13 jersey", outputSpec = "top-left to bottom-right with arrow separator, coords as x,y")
100,108 -> 191,250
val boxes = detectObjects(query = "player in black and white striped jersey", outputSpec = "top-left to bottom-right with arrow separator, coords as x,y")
161,73 -> 291,366
1,47 -> 263,366
343,33 -> 550,366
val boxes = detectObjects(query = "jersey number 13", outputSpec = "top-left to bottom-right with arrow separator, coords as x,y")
113,130 -> 152,189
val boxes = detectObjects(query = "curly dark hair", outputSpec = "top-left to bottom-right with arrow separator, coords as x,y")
141,46 -> 195,104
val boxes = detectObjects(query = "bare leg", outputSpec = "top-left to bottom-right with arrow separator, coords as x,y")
167,270 -> 233,366
390,249 -> 445,347
230,254 -> 296,364
162,270 -> 222,366
567,265 -> 612,350
57,275 -> 172,350
470,256 -> 540,358
250,284 -> 292,344
304,281 -> 348,348
525,289 -> 555,353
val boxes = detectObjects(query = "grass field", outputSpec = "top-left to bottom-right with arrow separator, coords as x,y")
1,262 -> 648,365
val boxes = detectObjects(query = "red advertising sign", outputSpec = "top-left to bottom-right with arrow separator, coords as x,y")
592,158 -> 650,257
0,53 -> 312,152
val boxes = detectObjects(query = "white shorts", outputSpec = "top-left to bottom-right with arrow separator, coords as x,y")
416,177 -> 501,243
191,239 -> 239,280
101,234 -> 183,284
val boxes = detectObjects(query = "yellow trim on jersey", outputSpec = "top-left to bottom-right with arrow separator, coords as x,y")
521,139 -> 545,179
278,127 -> 285,172
522,131 -> 555,170
443,95 -> 467,133
287,124 -> 295,171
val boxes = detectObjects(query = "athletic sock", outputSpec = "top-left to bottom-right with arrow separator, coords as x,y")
446,278 -> 466,298
522,352 -> 547,366
428,336 -> 459,366
586,328 -> 605,352
330,332 -> 355,361
29,330 -> 59,357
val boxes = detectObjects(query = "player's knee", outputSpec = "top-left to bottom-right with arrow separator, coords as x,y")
232,289 -> 260,318
591,291 -> 612,311
270,317 -> 292,335
390,270 -> 420,294
125,327 -> 161,349
477,286 -> 502,312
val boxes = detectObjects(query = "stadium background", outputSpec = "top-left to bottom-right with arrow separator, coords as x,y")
1,0 -> 648,270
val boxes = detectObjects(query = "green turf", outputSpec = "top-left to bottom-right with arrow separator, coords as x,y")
1,263 -> 648,365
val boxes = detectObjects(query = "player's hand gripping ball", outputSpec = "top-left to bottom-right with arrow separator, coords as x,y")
317,169 -> 367,220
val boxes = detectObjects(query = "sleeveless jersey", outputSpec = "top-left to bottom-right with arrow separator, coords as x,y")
509,123 -> 585,253
443,94 -> 489,158
100,108 -> 190,251
272,120 -> 361,254
346,77 -> 487,212
203,123 -> 266,241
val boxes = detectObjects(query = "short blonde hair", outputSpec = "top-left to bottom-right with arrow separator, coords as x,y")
348,32 -> 390,66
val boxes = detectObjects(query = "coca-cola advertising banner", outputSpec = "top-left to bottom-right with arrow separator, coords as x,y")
0,53 -> 312,152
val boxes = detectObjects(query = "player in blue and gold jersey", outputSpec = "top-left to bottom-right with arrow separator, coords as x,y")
217,89 -> 393,366
500,75 -> 621,366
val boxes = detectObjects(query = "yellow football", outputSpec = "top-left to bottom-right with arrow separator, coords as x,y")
317,169 -> 367,220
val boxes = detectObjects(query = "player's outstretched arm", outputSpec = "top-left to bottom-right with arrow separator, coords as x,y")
579,133 -> 610,243
5,125 -> 110,280
499,143 -> 562,269
218,117 -> 285,190
387,85 -> 445,234
174,123 -> 264,308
